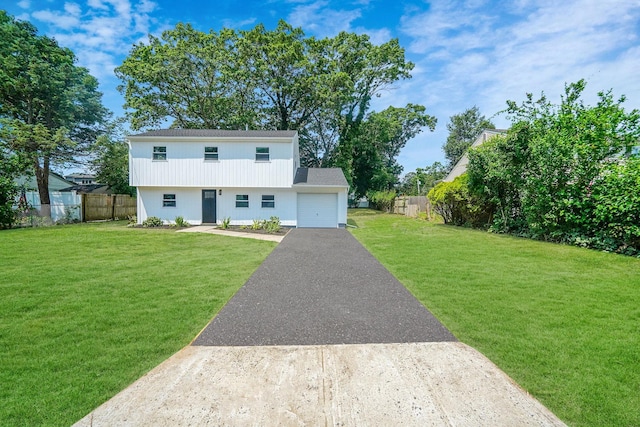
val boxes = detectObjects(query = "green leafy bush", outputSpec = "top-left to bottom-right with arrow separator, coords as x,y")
0,177 -> 18,229
465,80 -> 640,255
142,216 -> 163,227
367,190 -> 396,212
173,216 -> 189,227
587,157 -> 640,254
250,219 -> 262,230
428,174 -> 491,227
220,217 -> 231,229
263,216 -> 281,233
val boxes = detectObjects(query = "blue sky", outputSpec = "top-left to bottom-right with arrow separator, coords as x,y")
5,0 -> 640,174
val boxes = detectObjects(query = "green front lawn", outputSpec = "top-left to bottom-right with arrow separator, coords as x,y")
0,222 -> 276,426
349,209 -> 640,427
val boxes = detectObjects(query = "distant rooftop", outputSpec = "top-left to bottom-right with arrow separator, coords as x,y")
129,129 -> 298,138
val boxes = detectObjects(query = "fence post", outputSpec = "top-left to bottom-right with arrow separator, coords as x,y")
81,194 -> 86,222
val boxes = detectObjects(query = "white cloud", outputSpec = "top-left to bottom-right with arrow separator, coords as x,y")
354,26 -> 392,45
17,0 -> 31,9
221,17 -> 258,29
25,0 -> 159,103
32,9 -> 81,29
393,0 -> 640,171
64,2 -> 82,16
288,0 -> 362,36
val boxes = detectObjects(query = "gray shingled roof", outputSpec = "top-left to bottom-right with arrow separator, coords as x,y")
293,168 -> 349,187
129,129 -> 297,138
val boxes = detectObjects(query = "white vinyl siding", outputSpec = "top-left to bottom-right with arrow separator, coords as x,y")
138,187 -> 297,226
130,140 -> 295,188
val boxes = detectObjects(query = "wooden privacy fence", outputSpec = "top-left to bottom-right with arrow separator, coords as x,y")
393,196 -> 432,219
82,194 -> 136,221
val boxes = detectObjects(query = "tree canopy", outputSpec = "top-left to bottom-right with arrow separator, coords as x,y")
0,11 -> 107,217
90,120 -> 135,197
467,80 -> 640,252
115,20 -> 435,196
399,162 -> 447,195
443,106 -> 494,169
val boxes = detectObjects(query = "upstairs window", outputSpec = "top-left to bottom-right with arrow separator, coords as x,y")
235,194 -> 249,208
255,147 -> 269,161
153,146 -> 167,160
163,194 -> 176,207
204,146 -> 218,160
261,195 -> 275,208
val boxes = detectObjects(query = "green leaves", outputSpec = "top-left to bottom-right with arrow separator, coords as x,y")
443,106 -> 495,169
467,80 -> 640,254
90,133 -> 135,197
0,11 -> 107,215
115,20 -> 431,196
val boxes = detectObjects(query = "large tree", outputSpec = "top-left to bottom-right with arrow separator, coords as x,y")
0,11 -> 107,218
346,104 -> 436,198
90,120 -> 135,196
115,21 -> 433,194
443,106 -> 495,169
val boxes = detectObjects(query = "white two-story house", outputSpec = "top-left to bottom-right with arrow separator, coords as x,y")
128,129 -> 349,228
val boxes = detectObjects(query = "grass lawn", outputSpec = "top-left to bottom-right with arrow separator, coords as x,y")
0,222 -> 276,426
349,209 -> 640,427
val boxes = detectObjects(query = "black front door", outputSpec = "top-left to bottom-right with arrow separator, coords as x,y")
202,190 -> 217,224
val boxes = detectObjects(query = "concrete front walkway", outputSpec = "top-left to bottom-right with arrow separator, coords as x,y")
177,225 -> 285,242
74,229 -> 567,426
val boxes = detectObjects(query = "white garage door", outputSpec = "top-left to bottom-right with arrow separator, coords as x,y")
297,193 -> 338,228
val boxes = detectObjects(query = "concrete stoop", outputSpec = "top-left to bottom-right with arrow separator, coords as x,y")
74,342 -> 566,426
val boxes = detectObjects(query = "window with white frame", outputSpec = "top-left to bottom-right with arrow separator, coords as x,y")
261,195 -> 275,208
204,146 -> 218,160
235,194 -> 249,208
163,194 -> 176,207
153,146 -> 167,160
255,147 -> 269,161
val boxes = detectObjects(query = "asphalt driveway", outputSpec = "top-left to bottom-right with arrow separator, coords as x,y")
192,228 -> 456,346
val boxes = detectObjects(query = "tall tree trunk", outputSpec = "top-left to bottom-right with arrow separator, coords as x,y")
35,156 -> 51,219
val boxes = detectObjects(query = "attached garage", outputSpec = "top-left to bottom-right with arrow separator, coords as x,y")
293,168 -> 349,228
297,193 -> 338,228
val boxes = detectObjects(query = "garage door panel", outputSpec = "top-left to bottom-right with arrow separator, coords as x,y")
297,193 -> 337,228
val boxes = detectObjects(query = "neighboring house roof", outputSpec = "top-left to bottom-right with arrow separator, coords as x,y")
293,168 -> 349,187
59,184 -> 112,194
443,129 -> 508,182
129,129 -> 298,138
66,173 -> 96,179
15,171 -> 75,192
